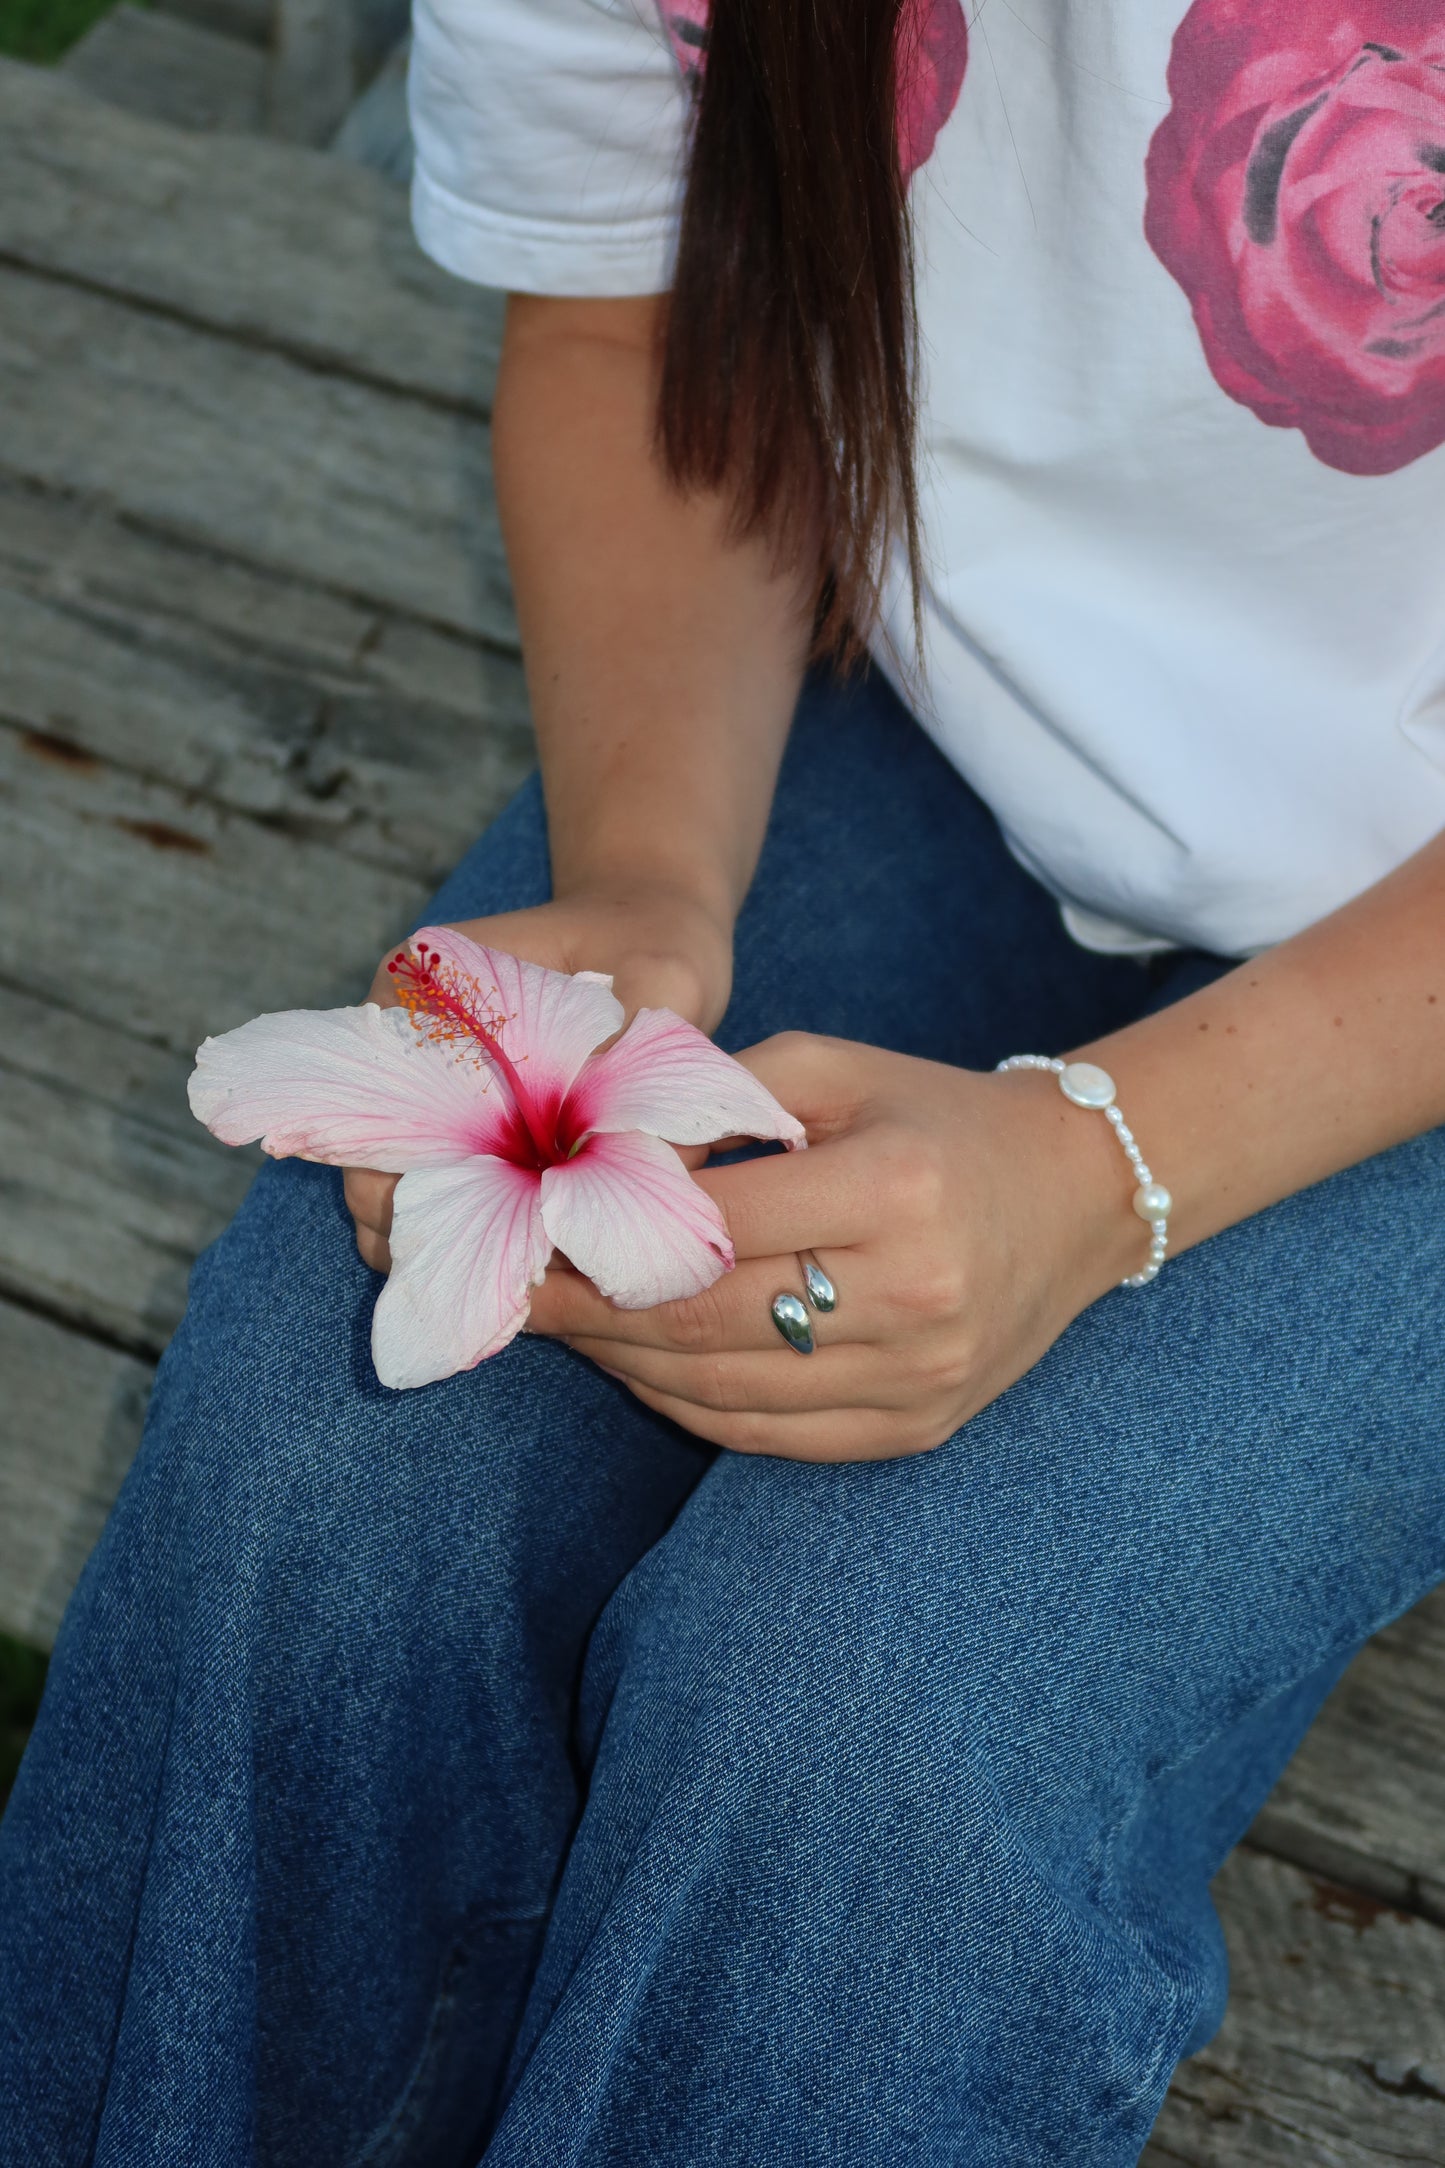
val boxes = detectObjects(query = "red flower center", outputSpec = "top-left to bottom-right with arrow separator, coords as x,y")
387,943 -> 589,1171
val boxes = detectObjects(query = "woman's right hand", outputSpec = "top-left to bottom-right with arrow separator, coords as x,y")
343,880 -> 736,1272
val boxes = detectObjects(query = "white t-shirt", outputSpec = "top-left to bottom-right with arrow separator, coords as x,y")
408,0 -> 1445,957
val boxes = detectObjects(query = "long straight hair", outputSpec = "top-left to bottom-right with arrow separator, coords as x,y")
655,0 -> 923,658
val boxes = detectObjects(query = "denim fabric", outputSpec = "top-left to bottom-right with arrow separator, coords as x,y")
1,669 -> 1442,2168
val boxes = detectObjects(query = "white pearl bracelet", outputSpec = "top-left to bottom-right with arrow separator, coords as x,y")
995,1056 -> 1172,1288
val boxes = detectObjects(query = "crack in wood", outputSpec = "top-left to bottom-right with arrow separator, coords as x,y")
0,246 -> 498,425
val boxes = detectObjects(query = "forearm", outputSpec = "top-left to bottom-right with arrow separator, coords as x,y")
493,293 -> 813,929
1067,830 -> 1445,1281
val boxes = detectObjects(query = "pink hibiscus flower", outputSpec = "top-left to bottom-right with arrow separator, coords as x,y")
188,928 -> 804,1390
1145,0 -> 1445,475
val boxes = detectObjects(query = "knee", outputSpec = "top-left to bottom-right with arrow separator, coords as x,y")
142,1161 -> 587,1649
582,1456 -> 1200,2153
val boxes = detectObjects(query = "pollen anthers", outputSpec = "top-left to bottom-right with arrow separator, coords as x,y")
387,943 -> 512,1069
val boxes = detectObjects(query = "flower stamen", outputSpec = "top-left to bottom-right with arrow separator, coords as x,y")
389,944 -> 556,1161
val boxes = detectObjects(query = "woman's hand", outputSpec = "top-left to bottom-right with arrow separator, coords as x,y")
526,1032 -> 1136,1461
344,881 -> 734,1272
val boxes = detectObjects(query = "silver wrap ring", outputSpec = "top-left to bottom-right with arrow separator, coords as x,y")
770,1252 -> 838,1355
800,1252 -> 837,1314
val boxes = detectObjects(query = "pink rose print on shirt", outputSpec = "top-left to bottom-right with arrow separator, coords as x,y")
658,0 -> 967,181
1145,2 -> 1445,475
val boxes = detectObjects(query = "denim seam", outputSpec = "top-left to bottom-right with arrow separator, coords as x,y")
352,1905 -> 550,2168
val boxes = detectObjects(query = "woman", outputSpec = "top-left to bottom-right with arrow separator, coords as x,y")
3,0 -> 1443,2161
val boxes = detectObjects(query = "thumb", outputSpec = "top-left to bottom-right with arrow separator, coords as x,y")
727,1031 -> 867,1145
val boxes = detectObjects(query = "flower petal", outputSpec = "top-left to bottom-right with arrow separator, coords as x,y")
372,1158 -> 551,1388
188,1004 -> 520,1169
539,1129 -> 734,1309
406,926 -> 624,1115
566,1008 -> 806,1149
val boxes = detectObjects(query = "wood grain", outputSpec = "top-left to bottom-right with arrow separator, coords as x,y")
62,6 -> 267,135
0,61 -> 502,410
0,267 -> 515,646
1251,1587 -> 1445,1925
0,470 -> 536,734
0,570 -> 533,880
154,0 -> 275,47
0,984 -> 253,1355
268,0 -> 353,145
1147,1846 -> 1445,2164
0,719 -> 422,1055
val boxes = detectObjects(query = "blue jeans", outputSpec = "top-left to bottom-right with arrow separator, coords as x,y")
2,670 -> 1442,2167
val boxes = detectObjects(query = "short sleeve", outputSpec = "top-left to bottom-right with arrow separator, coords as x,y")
408,0 -> 690,296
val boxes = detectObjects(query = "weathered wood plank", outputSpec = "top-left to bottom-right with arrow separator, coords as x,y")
0,266 -> 515,648
0,583 -> 322,820
0,60 -> 502,409
1147,1847 -> 1445,2164
267,0 -> 355,145
155,0 -> 275,48
62,6 -> 267,135
1250,1587 -> 1445,1926
0,473 -> 381,679
0,575 -> 533,880
0,985 -> 253,1356
0,721 -> 422,1056
0,1300 -> 153,1649
0,474 -> 535,739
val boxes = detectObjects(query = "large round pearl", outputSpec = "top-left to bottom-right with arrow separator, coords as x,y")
1132,1181 -> 1172,1221
1058,1061 -> 1116,1109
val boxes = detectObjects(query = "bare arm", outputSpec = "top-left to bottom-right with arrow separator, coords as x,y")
1067,829 -> 1445,1286
492,292 -> 814,1019
345,292 -> 811,1268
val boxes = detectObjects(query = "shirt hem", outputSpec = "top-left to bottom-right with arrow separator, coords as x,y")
411,164 -> 675,296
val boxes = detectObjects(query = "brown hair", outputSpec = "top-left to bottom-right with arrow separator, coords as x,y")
655,0 -> 922,658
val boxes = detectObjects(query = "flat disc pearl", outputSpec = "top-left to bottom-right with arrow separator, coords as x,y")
1058,1061 -> 1116,1110
1132,1181 -> 1172,1221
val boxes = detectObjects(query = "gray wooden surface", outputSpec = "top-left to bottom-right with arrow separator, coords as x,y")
0,65 -> 501,408
63,4 -> 266,133
268,0 -> 353,143
0,55 -> 1440,2164
154,0 -> 274,46
1145,1848 -> 1445,2164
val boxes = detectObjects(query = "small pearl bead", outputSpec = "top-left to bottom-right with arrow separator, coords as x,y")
1133,1181 -> 1172,1221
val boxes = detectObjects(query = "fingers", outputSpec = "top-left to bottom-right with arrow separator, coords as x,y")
344,1164 -> 397,1274
621,1379 -> 940,1462
693,1134 -> 873,1260
727,1031 -> 872,1142
567,1335 -> 907,1416
528,1249 -> 866,1352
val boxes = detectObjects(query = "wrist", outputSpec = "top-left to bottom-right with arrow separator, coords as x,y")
988,1066 -> 1166,1305
551,874 -> 736,1033
552,861 -> 739,941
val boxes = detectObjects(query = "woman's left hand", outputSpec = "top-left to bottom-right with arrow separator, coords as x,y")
526,1032 -> 1136,1461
